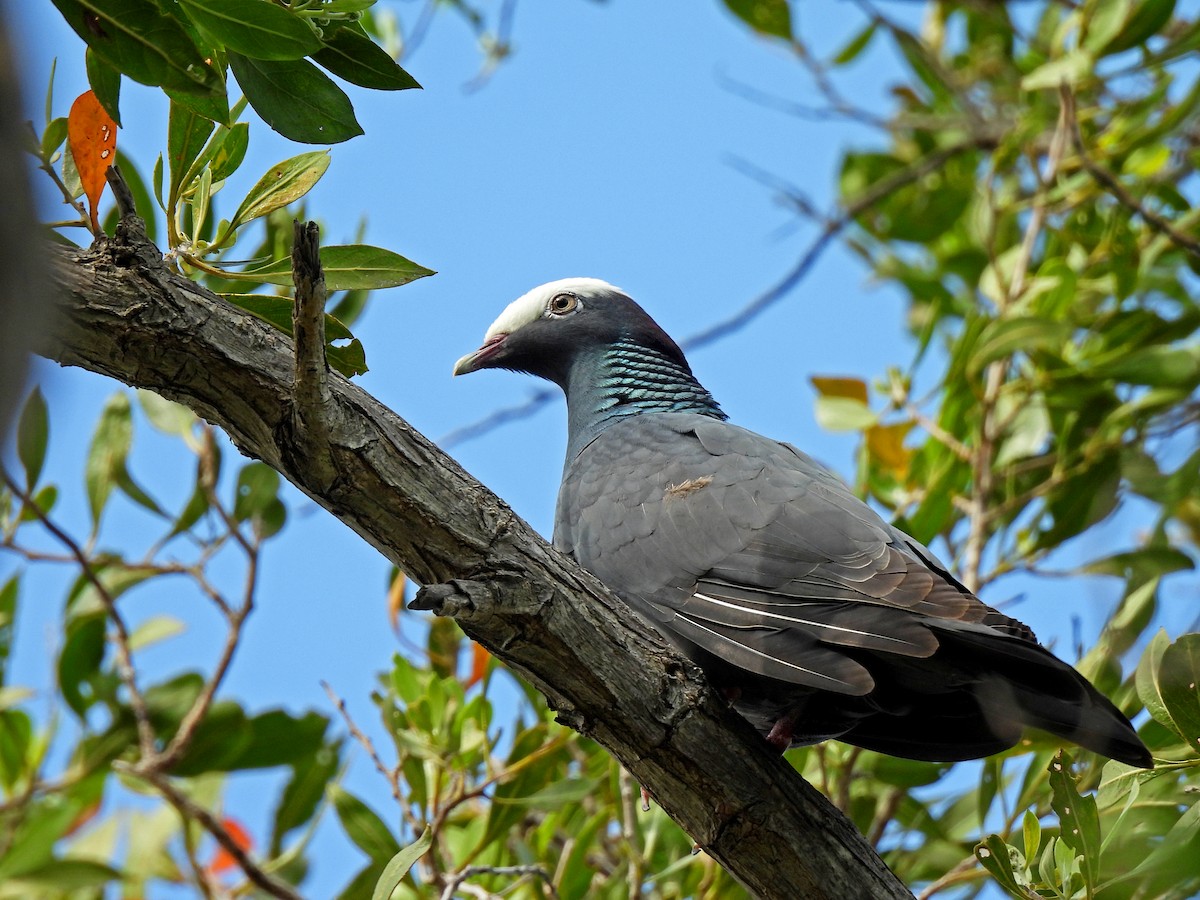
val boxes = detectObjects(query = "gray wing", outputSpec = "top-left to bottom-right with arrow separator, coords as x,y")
554,413 -> 1027,696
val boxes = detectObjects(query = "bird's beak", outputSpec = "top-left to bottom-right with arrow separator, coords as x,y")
453,333 -> 508,376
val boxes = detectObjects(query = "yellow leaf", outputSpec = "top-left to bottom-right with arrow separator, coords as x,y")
386,568 -> 407,634
866,421 -> 914,476
810,375 -> 869,404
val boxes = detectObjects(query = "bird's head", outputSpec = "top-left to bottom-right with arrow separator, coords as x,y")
453,278 -> 689,388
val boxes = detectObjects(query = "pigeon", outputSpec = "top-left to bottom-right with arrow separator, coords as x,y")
454,277 -> 1153,768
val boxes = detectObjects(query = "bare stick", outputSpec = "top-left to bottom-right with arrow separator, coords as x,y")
322,680 -> 404,804
118,762 -> 302,900
1061,85 -> 1200,259
1,467 -> 157,758
440,865 -> 561,900
291,221 -> 331,443
105,165 -> 138,220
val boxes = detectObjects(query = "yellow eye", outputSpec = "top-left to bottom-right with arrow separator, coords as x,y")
548,293 -> 577,315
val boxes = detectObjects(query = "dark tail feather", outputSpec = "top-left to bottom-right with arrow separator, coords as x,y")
949,629 -> 1154,769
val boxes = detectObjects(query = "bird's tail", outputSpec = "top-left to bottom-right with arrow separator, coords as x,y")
954,629 -> 1153,769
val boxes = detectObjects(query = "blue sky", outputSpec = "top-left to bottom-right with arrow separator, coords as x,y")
8,1 -> 1196,895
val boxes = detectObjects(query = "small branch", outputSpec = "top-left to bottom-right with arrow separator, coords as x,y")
963,104 -> 1066,592
28,122 -> 90,230
322,680 -> 403,804
291,221 -> 331,443
915,855 -> 981,900
153,536 -> 257,772
118,762 -> 302,900
440,865 -> 561,900
1060,84 -> 1200,259
105,164 -> 138,220
0,467 -> 157,758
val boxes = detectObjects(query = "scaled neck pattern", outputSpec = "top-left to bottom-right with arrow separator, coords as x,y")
564,337 -> 726,462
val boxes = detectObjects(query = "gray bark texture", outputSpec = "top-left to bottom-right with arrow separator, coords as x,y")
39,213 -> 913,900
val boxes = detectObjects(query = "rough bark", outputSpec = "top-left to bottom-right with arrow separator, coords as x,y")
38,214 -> 912,900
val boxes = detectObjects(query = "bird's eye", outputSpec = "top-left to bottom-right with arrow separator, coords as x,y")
548,293 -> 578,316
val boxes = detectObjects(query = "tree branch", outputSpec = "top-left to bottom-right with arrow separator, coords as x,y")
38,220 -> 912,899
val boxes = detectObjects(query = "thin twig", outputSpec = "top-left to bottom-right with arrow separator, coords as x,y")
962,101 -> 1067,592
27,122 -> 90,231
440,865 -> 561,900
1060,84 -> 1200,259
105,165 -> 138,220
915,854 -> 982,900
117,762 -> 302,900
146,452 -> 257,770
0,467 -> 157,757
322,680 -> 403,804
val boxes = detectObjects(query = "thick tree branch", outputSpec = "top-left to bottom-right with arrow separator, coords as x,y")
38,220 -> 912,900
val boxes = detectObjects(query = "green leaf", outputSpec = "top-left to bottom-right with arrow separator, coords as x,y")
722,0 -> 792,40
0,709 -> 32,790
228,52 -> 363,144
233,462 -> 281,523
313,27 -> 421,90
58,614 -> 106,718
1104,0 -> 1175,54
16,387 -> 49,489
814,395 -> 877,432
85,48 -> 122,126
1157,634 -> 1200,752
1021,50 -> 1094,91
1093,344 -> 1200,387
1081,547 -> 1194,581
0,575 -> 18,685
969,317 -> 1072,376
165,80 -> 231,128
1137,628 -> 1178,736
330,784 -> 401,864
128,615 -> 185,652
1047,751 -> 1100,892
371,827 -> 432,900
1022,809 -> 1041,864
41,117 -> 68,162
49,0 -> 222,96
168,99 -> 215,210
137,390 -> 197,439
228,151 -> 331,232
85,393 -> 134,528
234,244 -> 435,291
4,858 -> 121,890
974,834 -> 1031,899
272,741 -> 341,852
1083,0 -> 1131,54
1109,798 -> 1200,896
177,0 -> 321,60
211,122 -> 249,182
832,22 -> 876,66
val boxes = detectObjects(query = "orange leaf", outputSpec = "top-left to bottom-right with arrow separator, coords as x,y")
466,642 -> 490,688
386,569 -> 408,634
207,818 -> 254,875
810,375 -> 869,404
67,89 -> 117,233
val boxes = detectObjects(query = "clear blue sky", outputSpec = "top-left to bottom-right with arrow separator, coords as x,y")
8,2 -> 1194,896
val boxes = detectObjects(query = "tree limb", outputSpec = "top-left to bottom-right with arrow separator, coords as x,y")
38,218 -> 912,899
